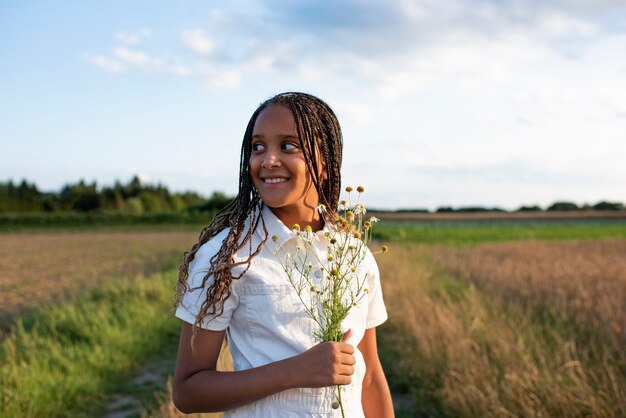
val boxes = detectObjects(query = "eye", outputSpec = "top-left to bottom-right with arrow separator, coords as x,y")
282,142 -> 299,151
252,142 -> 265,152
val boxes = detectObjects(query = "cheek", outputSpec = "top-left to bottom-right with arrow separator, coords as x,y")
248,160 -> 261,187
249,156 -> 260,173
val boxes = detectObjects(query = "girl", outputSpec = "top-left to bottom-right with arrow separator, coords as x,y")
173,92 -> 394,417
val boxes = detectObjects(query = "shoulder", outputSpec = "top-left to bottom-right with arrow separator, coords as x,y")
193,228 -> 230,261
361,245 -> 380,277
363,245 -> 378,263
187,228 -> 231,284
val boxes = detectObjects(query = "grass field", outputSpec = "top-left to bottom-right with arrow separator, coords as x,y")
0,231 -> 197,318
373,220 -> 626,245
1,223 -> 624,417
0,270 -> 182,417
376,243 -> 625,417
431,239 -> 626,345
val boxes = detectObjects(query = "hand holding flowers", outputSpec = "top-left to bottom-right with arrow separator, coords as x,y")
273,186 -> 387,417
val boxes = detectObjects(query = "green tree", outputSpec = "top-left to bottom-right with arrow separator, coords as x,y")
592,201 -> 623,211
547,201 -> 580,211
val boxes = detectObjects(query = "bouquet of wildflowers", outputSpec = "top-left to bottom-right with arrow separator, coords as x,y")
273,186 -> 387,417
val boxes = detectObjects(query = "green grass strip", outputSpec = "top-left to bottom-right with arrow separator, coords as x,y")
0,270 -> 181,418
374,222 -> 626,245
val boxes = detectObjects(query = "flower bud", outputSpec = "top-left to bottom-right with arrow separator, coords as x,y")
345,186 -> 353,192
357,186 -> 365,193
382,245 -> 389,253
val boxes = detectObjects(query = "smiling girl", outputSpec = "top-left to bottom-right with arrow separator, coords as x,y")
173,92 -> 394,417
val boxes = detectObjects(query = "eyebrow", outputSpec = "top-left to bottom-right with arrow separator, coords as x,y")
251,134 -> 299,140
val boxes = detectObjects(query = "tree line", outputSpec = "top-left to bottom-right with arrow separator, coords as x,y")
1,176 -> 623,214
0,176 -> 232,214
366,202 -> 624,213
433,201 -> 624,213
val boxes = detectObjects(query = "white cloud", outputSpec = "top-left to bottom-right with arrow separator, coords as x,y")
115,28 -> 152,46
170,63 -> 192,76
83,53 -> 125,74
113,46 -> 168,75
181,29 -> 216,55
113,47 -> 149,66
204,69 -> 242,90
538,14 -> 596,37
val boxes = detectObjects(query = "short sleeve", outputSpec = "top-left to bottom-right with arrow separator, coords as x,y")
175,235 -> 239,331
364,250 -> 388,328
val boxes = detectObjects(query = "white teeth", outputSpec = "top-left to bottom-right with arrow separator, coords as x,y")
264,178 -> 288,184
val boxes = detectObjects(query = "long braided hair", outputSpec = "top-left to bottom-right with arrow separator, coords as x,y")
174,92 -> 344,338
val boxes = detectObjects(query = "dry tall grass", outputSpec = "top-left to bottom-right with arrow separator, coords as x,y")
431,239 -> 626,344
376,243 -> 626,417
0,231 -> 196,315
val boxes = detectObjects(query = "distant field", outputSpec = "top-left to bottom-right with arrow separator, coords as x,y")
373,219 -> 626,245
0,231 -> 197,317
0,212 -> 213,232
3,209 -> 625,232
371,210 -> 626,222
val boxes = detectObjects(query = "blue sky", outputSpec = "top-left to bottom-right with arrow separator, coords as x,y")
1,1 -> 625,210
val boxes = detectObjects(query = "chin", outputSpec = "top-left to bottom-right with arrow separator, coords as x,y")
262,199 -> 287,209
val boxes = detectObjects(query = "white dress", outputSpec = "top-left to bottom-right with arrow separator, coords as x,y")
175,204 -> 388,417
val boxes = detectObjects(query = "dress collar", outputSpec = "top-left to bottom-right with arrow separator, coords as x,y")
255,203 -> 334,249
256,204 -> 295,249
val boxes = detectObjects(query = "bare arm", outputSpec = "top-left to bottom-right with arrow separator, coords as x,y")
172,323 -> 356,413
358,328 -> 394,418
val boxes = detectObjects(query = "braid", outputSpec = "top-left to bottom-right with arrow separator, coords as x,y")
174,92 -> 344,345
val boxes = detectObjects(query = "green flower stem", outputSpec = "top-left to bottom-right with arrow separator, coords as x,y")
336,384 -> 346,418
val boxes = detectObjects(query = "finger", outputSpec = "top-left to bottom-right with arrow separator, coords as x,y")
336,375 -> 352,386
338,342 -> 355,355
341,328 -> 353,343
340,353 -> 356,365
338,365 -> 355,376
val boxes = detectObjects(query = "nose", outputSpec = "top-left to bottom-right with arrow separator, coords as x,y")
262,150 -> 280,169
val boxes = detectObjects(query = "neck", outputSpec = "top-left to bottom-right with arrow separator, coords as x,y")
270,205 -> 324,232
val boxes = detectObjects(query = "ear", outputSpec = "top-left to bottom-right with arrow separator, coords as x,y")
320,159 -> 328,181
313,143 -> 328,181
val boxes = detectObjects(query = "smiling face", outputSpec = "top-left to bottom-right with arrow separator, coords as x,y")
249,104 -> 323,227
